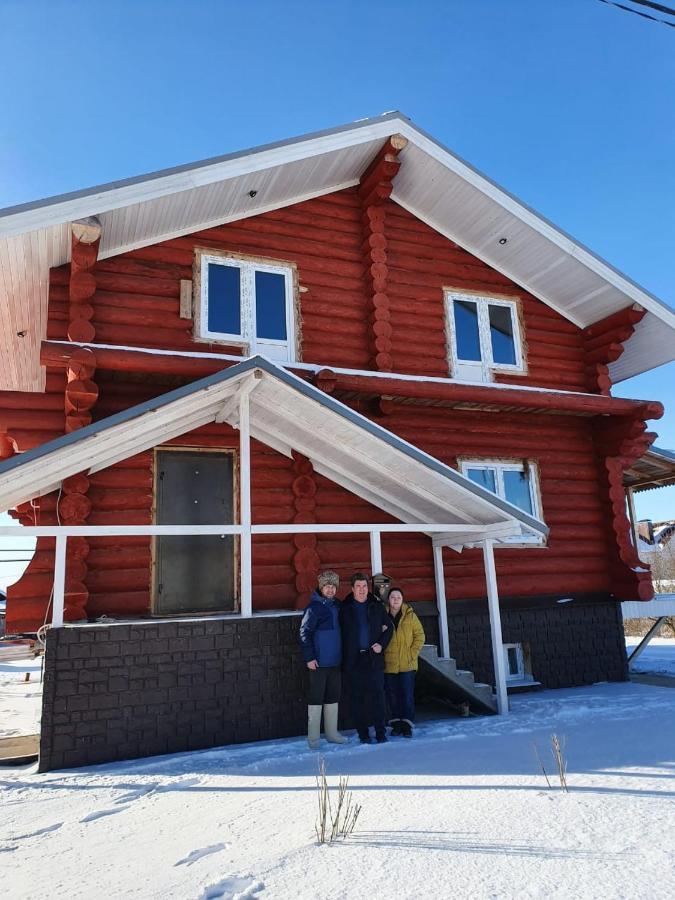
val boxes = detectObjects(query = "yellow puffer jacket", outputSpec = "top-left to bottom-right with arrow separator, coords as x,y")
384,603 -> 426,674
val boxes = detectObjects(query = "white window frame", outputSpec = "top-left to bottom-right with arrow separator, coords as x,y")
503,643 -> 526,681
197,253 -> 297,362
445,291 -> 525,382
459,458 -> 545,545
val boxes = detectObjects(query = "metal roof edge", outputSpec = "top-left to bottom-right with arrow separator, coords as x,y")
648,445 -> 675,463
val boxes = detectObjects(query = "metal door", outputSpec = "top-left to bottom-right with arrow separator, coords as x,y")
155,450 -> 235,615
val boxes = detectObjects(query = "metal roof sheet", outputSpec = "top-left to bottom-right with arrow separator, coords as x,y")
625,445 -> 675,493
1,112 -> 674,391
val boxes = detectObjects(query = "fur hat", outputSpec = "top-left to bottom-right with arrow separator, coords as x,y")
317,570 -> 340,589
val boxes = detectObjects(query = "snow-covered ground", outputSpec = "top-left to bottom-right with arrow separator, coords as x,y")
0,656 -> 42,739
625,636 -> 675,676
2,681 -> 674,900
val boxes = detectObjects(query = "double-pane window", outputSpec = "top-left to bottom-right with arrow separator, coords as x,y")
199,254 -> 295,361
460,459 -> 543,544
446,292 -> 523,381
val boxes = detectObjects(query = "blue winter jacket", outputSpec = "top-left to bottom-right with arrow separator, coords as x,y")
299,590 -> 342,667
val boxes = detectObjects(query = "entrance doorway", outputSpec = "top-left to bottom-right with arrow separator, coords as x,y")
154,449 -> 236,615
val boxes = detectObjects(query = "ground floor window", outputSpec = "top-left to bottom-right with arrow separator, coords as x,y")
459,458 -> 545,544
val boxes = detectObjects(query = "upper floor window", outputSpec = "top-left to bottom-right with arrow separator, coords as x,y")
197,253 -> 297,362
459,458 -> 544,544
445,292 -> 524,382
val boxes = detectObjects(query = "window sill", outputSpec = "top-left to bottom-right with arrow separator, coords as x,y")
506,678 -> 542,693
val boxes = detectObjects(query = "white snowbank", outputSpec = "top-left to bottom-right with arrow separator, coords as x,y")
2,682 -> 674,900
625,636 -> 675,676
0,657 -> 42,739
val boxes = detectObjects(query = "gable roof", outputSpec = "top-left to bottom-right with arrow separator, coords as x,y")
0,355 -> 547,546
1,111 -> 674,390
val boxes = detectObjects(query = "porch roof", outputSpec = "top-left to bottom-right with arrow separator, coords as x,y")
624,445 -> 675,493
0,356 -> 547,546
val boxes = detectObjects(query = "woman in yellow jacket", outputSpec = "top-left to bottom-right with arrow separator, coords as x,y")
384,587 -> 425,738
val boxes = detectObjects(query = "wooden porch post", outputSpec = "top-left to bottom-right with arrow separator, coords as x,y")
432,543 -> 450,659
52,534 -> 67,628
239,390 -> 252,617
482,539 -> 509,715
369,530 -> 382,576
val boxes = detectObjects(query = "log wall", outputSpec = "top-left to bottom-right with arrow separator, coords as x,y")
45,188 -> 590,390
4,186 -> 652,630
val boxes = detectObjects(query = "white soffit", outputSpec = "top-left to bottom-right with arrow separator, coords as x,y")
0,357 -> 546,544
1,111 -> 674,391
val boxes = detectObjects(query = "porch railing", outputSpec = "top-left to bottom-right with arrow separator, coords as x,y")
0,522 -> 510,713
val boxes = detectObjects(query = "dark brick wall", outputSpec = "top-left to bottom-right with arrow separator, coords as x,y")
39,596 -> 628,772
39,614 -> 307,772
444,595 -> 628,688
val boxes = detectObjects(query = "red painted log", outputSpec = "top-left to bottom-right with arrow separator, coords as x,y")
87,591 -> 150,616
584,327 -> 635,353
583,304 -> 645,339
62,473 -> 90,495
87,489 -> 154,511
86,568 -> 150,592
87,510 -> 152,526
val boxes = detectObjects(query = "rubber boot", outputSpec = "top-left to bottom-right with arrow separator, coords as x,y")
323,703 -> 349,744
307,704 -> 322,750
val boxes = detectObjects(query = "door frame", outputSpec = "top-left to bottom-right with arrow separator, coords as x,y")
151,445 -> 240,616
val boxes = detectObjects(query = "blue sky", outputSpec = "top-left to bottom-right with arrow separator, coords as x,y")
0,0 -> 674,544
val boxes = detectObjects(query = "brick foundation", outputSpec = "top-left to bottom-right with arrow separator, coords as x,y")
39,596 -> 628,771
39,614 -> 307,772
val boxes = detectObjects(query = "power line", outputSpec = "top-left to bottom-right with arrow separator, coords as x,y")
597,0 -> 675,26
631,0 -> 675,16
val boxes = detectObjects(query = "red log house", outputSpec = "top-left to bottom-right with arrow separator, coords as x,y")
1,114 -> 675,765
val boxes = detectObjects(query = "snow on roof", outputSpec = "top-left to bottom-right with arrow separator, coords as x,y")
1,112 -> 674,391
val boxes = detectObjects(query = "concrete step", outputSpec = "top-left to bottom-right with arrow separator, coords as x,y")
418,645 -> 497,715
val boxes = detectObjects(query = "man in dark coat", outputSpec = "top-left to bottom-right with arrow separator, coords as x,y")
340,572 -> 393,744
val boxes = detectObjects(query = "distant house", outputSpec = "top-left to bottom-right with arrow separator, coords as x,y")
1,113 -> 674,769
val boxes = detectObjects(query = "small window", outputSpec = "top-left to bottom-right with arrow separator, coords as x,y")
460,459 -> 544,544
197,254 -> 296,361
502,642 -> 537,685
446,292 -> 524,382
504,643 -> 525,680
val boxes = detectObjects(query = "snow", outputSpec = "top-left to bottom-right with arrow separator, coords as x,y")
626,636 -> 675,676
2,681 -> 675,900
0,657 -> 42,738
